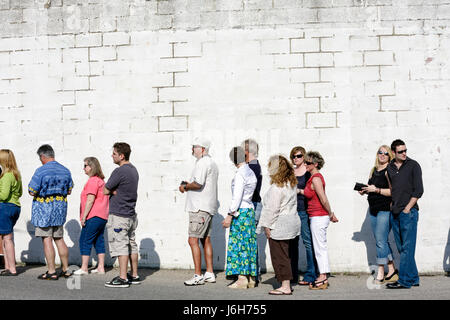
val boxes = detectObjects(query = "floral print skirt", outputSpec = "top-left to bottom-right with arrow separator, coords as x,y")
225,208 -> 258,277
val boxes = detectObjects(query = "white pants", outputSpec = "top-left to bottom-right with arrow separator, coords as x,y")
310,215 -> 330,274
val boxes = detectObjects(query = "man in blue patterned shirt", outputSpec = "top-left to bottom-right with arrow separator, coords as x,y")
28,144 -> 74,280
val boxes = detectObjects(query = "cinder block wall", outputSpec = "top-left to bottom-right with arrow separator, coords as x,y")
1,0 -> 449,273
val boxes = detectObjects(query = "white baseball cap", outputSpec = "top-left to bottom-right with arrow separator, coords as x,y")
192,137 -> 211,150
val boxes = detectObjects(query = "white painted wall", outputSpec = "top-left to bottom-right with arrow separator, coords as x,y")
1,0 -> 449,273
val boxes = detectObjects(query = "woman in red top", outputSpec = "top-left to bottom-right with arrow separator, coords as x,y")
300,151 -> 338,290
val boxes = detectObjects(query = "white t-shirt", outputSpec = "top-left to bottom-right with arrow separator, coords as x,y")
185,155 -> 219,215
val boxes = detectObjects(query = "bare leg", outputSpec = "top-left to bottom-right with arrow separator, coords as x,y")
54,237 -> 69,272
42,237 -> 56,274
200,236 -> 213,274
80,255 -> 90,272
118,255 -> 129,280
96,253 -> 105,272
3,234 -> 16,273
129,253 -> 139,277
188,237 -> 202,275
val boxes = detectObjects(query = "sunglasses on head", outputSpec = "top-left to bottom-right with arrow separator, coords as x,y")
292,154 -> 303,159
396,149 -> 407,154
378,151 -> 389,156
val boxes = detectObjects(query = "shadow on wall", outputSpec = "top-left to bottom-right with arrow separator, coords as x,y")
444,228 -> 450,276
139,238 -> 160,270
352,210 -> 399,270
20,221 -> 46,265
210,214 -> 226,271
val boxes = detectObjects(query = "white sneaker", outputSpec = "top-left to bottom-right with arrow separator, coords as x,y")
203,272 -> 216,283
184,274 -> 205,286
73,269 -> 88,276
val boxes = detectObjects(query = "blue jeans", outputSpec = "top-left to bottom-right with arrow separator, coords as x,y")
369,210 -> 394,265
79,216 -> 107,256
298,211 -> 318,283
390,208 -> 420,288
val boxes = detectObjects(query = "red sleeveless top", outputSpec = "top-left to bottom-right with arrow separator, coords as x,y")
304,173 -> 328,217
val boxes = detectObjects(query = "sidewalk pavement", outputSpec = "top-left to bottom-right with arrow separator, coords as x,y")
0,265 -> 448,300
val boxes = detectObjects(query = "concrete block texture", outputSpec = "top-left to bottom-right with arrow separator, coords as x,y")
0,1 -> 449,273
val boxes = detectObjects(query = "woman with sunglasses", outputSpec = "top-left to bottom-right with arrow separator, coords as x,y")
299,151 -> 338,290
359,146 -> 398,284
289,146 -> 316,286
74,157 -> 109,275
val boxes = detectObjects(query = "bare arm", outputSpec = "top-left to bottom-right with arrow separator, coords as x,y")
81,194 -> 95,227
179,181 -> 202,193
312,177 -> 338,222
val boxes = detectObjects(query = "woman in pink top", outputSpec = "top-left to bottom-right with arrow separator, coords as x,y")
74,157 -> 109,275
300,151 -> 338,290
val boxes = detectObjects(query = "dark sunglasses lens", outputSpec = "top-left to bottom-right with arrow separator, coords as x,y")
378,151 -> 389,155
397,149 -> 407,154
293,154 -> 303,159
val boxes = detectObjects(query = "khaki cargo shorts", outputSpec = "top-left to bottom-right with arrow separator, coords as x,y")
107,214 -> 138,258
35,226 -> 64,238
188,210 -> 213,238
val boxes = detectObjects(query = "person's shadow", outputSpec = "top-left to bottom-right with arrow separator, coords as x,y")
65,219 -> 81,265
138,238 -> 160,281
444,228 -> 450,276
352,209 -> 399,273
20,220 -> 46,265
210,213 -> 226,275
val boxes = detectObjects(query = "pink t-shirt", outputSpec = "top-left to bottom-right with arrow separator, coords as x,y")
80,176 -> 109,221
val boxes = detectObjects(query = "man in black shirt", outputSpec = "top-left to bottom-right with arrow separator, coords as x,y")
386,139 -> 424,289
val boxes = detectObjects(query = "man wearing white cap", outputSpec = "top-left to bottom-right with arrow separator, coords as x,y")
179,138 -> 219,286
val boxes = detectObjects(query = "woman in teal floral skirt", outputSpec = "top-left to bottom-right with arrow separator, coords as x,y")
222,146 -> 258,289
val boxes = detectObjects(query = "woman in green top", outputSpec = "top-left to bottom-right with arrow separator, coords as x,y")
0,149 -> 22,276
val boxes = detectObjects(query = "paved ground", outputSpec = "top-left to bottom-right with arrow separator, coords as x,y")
0,265 -> 448,300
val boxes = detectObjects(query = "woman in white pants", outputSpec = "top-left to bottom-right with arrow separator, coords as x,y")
299,151 -> 339,290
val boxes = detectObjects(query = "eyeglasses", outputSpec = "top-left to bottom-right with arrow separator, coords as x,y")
292,154 -> 303,159
305,161 -> 314,165
378,151 -> 389,156
396,149 -> 407,154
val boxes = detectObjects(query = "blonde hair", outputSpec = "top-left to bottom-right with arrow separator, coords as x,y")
268,155 -> 297,188
84,157 -> 105,179
0,149 -> 21,181
370,145 -> 394,176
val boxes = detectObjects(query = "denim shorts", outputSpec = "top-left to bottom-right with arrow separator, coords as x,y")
0,203 -> 21,235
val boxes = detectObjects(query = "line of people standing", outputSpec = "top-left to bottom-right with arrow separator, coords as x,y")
0,143 -> 141,288
179,138 -> 339,294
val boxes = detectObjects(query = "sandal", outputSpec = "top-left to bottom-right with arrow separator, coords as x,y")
268,289 -> 292,295
298,280 -> 311,286
0,270 -> 18,276
59,269 -> 73,278
309,279 -> 329,290
38,271 -> 59,280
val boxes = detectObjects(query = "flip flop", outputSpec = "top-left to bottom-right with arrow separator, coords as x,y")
268,289 -> 292,295
0,270 -> 18,276
58,269 -> 73,278
38,271 -> 59,280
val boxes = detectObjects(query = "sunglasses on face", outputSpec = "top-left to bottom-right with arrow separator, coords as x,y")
396,149 -> 407,154
378,151 -> 389,156
84,164 -> 89,168
292,154 -> 303,159
305,161 -> 314,165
